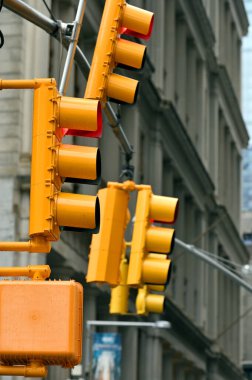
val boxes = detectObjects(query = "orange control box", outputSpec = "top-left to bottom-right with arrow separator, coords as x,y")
0,280 -> 83,367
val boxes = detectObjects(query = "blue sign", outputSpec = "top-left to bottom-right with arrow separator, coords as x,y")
92,333 -> 122,380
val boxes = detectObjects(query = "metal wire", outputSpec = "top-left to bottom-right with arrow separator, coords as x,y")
42,0 -> 57,22
0,0 -> 4,48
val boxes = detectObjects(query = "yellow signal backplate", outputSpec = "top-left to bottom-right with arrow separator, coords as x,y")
29,81 -> 62,241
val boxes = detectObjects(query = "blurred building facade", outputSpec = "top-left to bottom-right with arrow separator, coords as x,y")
0,0 -> 249,379
241,0 -> 252,375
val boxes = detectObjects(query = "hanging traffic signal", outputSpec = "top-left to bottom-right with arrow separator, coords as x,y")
84,0 -> 154,105
29,78 -> 101,243
86,185 -> 129,285
127,189 -> 178,287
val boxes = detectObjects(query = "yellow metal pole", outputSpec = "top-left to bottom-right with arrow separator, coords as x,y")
0,363 -> 47,377
0,236 -> 51,253
0,78 -> 55,89
0,265 -> 51,280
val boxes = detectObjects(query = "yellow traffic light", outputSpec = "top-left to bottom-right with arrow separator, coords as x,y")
84,0 -> 154,105
86,185 -> 129,285
0,79 -> 102,253
136,286 -> 165,315
127,189 -> 178,287
29,78 -> 101,242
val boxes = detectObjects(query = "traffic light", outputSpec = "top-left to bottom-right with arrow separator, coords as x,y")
135,255 -> 172,315
86,185 -> 129,285
29,78 -> 101,245
0,280 -> 83,370
127,189 -> 178,288
84,0 -> 154,105
136,286 -> 165,315
110,256 -> 129,315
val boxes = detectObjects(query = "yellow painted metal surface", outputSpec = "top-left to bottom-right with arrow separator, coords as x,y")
142,254 -> 171,285
0,79 -> 101,249
150,195 -> 179,223
28,79 -> 100,240
136,286 -> 164,315
127,188 -> 178,287
107,73 -> 139,104
146,226 -> 175,253
58,145 -> 100,182
84,0 -> 153,104
0,363 -> 47,377
56,193 -> 99,230
29,79 -> 61,240
0,265 -> 51,280
110,257 -> 129,314
115,39 -> 146,69
127,189 -> 151,286
59,96 -> 101,132
86,187 -> 129,285
0,281 -> 83,367
122,3 -> 154,37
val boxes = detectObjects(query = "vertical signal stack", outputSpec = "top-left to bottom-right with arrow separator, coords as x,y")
84,0 -> 154,105
0,78 -> 102,252
128,188 -> 178,315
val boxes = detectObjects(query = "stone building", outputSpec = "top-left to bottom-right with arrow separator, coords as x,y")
0,0 -> 249,379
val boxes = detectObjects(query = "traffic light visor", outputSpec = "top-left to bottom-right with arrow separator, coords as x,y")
122,4 -> 154,40
150,195 -> 179,223
107,73 -> 139,104
58,145 -> 101,184
145,293 -> 165,314
136,288 -> 164,314
56,193 -> 100,232
142,254 -> 172,285
115,39 -> 147,70
146,226 -> 175,254
60,97 -> 102,138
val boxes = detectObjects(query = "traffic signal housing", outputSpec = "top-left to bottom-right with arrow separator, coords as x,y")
127,188 -> 178,314
127,189 -> 178,288
86,185 -> 129,285
0,280 -> 83,368
84,0 -> 154,105
29,79 -> 101,244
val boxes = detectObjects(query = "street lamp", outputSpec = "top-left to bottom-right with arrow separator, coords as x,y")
84,319 -> 171,379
